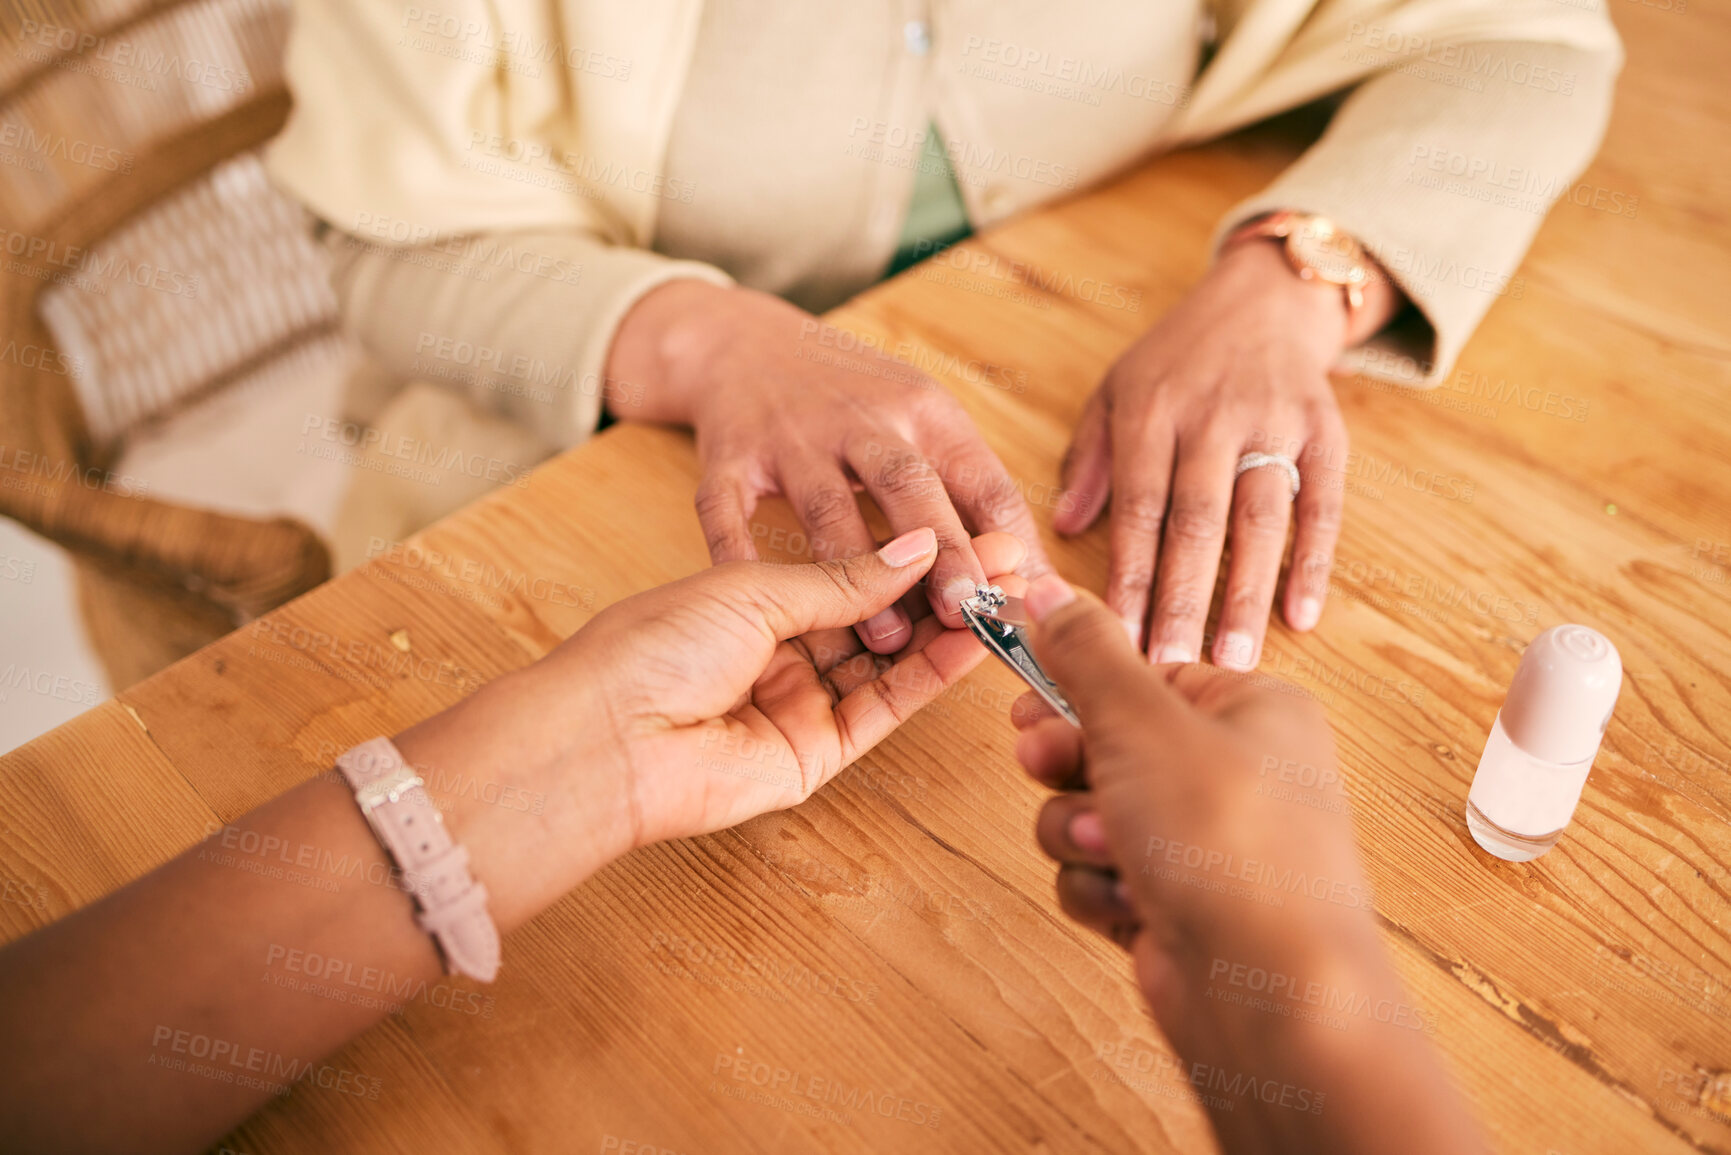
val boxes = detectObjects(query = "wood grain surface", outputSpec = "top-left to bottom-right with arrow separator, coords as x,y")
3,4 -> 1728,1152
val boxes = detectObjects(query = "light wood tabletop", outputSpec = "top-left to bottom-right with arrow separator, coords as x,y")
3,4 -> 1728,1153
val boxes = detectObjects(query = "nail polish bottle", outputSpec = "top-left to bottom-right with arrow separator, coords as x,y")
1466,625 -> 1622,862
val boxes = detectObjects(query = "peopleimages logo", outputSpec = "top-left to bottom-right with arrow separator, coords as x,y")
15,20 -> 252,94
1206,957 -> 1438,1034
263,944 -> 495,1019
711,1052 -> 943,1129
1141,836 -> 1375,910
299,415 -> 536,489
1343,24 -> 1577,95
0,664 -> 101,706
148,1025 -> 381,1099
0,122 -> 132,173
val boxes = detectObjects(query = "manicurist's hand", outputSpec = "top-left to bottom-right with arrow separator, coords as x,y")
1009,576 -> 1488,1155
399,528 -> 1027,929
1055,237 -> 1400,670
604,280 -> 1051,654
0,530 -> 1021,1155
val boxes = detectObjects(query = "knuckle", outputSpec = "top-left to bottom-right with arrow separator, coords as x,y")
1297,499 -> 1344,534
1222,587 -> 1273,619
964,469 -> 1026,526
692,480 -> 738,521
801,486 -> 860,536
1309,401 -> 1348,441
909,385 -> 960,420
871,444 -> 939,497
813,555 -> 867,603
1165,496 -> 1224,547
1235,494 -> 1290,536
1107,564 -> 1155,605
1114,491 -> 1167,538
1292,550 -> 1333,591
1153,589 -> 1207,625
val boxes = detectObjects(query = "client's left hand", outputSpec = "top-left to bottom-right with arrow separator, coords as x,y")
1053,239 -> 1396,671
398,528 -> 1024,927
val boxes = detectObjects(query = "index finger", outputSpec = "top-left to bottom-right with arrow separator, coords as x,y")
694,465 -> 761,562
845,434 -> 984,629
1021,577 -> 1179,730
940,446 -> 1054,580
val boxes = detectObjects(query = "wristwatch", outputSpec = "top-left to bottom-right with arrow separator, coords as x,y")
1223,211 -> 1375,320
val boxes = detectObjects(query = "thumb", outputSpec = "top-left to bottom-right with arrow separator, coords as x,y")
1023,575 -> 1183,727
735,527 -> 939,641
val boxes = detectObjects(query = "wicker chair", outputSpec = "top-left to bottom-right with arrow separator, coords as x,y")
0,0 -> 330,690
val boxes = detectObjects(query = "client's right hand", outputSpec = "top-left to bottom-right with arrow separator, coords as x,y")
397,528 -> 1023,930
604,280 -> 1052,653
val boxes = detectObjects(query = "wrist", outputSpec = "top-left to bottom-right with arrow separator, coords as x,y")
1216,232 -> 1402,352
392,668 -> 635,934
1214,238 -> 1352,359
604,278 -> 740,426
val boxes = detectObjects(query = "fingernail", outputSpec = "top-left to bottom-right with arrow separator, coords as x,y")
1057,487 -> 1098,528
1024,574 -> 1076,621
1215,631 -> 1257,671
1122,618 -> 1142,646
1291,597 -> 1322,631
877,527 -> 936,567
941,575 -> 979,617
1069,811 -> 1108,855
1112,878 -> 1134,908
1152,643 -> 1195,665
861,608 -> 908,645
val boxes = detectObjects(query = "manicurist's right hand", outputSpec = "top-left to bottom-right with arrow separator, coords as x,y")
1010,576 -> 1489,1155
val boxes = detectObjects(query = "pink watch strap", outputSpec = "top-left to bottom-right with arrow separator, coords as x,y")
335,737 -> 501,982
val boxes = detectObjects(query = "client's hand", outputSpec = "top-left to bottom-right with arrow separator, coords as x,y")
398,528 -> 1024,930
1054,239 -> 1398,670
604,280 -> 1051,653
1010,576 -> 1487,1155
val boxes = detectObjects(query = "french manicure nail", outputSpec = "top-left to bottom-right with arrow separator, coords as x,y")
1152,643 -> 1195,665
1069,811 -> 1107,855
1024,574 -> 1076,621
1122,618 -> 1142,646
1291,596 -> 1322,631
877,527 -> 935,567
1216,631 -> 1257,671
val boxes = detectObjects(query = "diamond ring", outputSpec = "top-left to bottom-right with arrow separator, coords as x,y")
1234,452 -> 1301,500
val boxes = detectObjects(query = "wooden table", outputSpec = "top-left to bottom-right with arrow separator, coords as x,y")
4,5 -> 1728,1153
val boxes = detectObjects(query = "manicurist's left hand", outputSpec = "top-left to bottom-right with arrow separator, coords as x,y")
398,529 -> 1026,927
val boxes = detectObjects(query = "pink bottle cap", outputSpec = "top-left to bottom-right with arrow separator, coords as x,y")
1499,625 -> 1622,764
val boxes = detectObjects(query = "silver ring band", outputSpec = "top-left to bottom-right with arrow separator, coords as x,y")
1235,452 -> 1301,500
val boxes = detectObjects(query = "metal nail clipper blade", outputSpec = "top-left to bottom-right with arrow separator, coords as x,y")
959,584 -> 1081,727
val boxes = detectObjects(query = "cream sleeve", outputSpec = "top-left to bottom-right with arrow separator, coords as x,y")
322,227 -> 732,449
1213,39 -> 1622,386
267,0 -> 732,448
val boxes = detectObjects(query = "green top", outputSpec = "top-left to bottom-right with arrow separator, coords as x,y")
884,120 -> 972,278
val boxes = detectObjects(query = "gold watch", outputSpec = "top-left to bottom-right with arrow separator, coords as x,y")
1223,211 -> 1374,318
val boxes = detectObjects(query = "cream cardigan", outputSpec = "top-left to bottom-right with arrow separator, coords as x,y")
267,0 -> 1621,444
